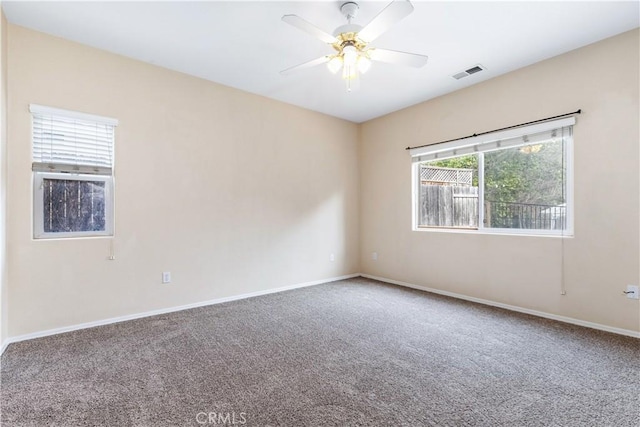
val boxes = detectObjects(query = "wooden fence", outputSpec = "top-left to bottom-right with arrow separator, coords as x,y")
419,185 -> 478,228
420,165 -> 473,186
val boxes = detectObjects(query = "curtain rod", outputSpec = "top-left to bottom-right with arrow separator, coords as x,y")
405,109 -> 582,151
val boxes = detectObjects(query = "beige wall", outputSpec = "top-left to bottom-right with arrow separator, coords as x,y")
360,29 -> 640,332
3,24 -> 638,340
0,9 -> 8,345
6,25 -> 360,337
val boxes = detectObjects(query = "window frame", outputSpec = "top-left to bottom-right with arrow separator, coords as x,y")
411,121 -> 574,237
30,104 -> 117,240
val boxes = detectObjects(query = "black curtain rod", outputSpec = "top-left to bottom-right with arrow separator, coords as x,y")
405,109 -> 582,151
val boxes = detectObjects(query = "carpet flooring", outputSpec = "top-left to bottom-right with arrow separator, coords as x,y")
1,277 -> 639,426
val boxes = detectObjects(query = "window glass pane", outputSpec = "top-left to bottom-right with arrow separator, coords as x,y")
483,139 -> 566,230
42,178 -> 106,233
418,154 -> 479,229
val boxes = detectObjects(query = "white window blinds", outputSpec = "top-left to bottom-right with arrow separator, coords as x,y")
30,104 -> 118,175
409,117 -> 575,163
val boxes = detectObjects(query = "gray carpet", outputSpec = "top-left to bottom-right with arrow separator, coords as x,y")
1,277 -> 638,426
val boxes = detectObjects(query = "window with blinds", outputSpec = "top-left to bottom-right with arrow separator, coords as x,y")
31,105 -> 117,239
410,117 -> 574,236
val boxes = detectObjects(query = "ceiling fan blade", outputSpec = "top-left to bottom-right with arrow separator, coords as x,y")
369,48 -> 428,68
280,56 -> 330,75
282,15 -> 337,44
357,0 -> 414,43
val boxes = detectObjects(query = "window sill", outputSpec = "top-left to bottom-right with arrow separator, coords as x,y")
414,226 -> 574,238
33,234 -> 114,241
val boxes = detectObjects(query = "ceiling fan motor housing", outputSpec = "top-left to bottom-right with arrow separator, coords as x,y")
332,24 -> 363,38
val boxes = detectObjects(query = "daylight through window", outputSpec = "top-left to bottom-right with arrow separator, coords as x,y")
31,105 -> 117,239
411,117 -> 574,235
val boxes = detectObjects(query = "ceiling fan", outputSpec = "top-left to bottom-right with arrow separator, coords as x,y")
281,0 -> 428,92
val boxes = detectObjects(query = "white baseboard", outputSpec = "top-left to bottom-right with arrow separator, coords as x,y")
3,271 -> 636,358
0,273 -> 360,355
361,274 -> 640,339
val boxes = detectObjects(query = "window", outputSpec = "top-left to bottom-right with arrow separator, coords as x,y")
31,105 -> 117,239
411,117 -> 573,235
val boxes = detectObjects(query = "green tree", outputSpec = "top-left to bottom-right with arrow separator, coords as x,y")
428,141 -> 565,205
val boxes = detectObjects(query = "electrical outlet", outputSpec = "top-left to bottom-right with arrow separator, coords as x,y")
625,285 -> 639,299
372,252 -> 378,261
330,253 -> 335,262
162,272 -> 171,284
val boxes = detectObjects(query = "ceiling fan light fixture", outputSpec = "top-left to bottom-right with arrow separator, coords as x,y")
327,56 -> 343,74
342,44 -> 358,68
342,62 -> 358,80
357,55 -> 371,74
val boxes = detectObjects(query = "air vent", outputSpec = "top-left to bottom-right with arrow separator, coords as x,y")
465,65 -> 483,75
452,64 -> 486,80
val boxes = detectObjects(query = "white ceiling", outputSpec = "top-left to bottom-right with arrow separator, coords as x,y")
3,1 -> 639,123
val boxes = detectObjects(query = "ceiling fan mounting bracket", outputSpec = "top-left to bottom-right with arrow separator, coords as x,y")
340,2 -> 359,22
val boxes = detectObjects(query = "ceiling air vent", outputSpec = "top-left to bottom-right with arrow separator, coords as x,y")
452,64 -> 486,80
